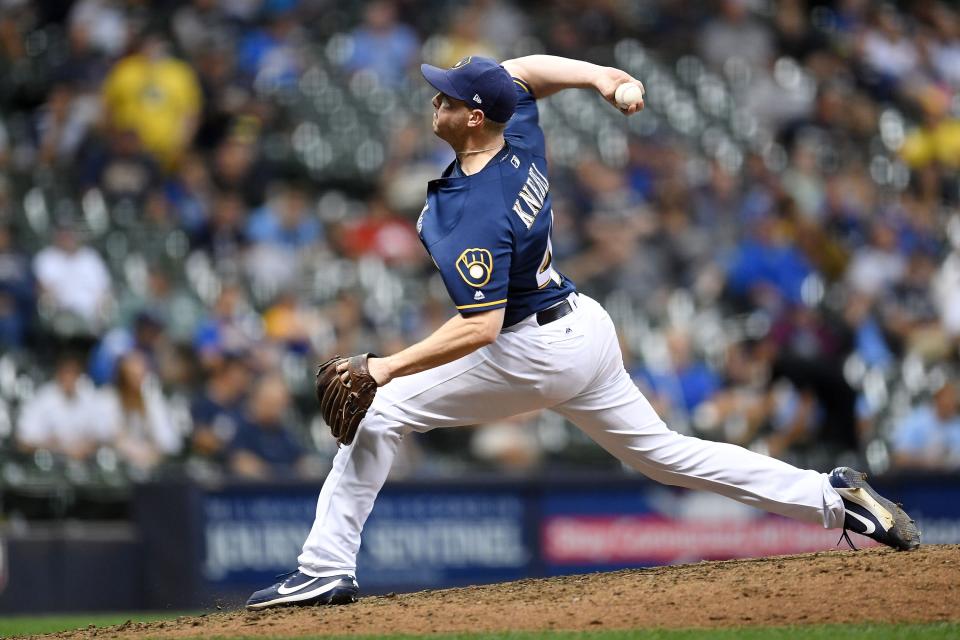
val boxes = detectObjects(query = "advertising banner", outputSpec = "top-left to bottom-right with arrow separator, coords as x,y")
199,484 -> 535,593
539,484 -> 880,573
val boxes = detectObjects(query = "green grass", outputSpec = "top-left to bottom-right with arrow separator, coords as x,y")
0,619 -> 956,639
0,612 -> 188,637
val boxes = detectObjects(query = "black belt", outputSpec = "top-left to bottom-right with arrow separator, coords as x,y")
536,298 -> 575,326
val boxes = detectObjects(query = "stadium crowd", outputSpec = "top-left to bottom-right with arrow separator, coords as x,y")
0,0 -> 959,511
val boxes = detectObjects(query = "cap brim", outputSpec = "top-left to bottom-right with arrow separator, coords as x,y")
420,64 -> 462,100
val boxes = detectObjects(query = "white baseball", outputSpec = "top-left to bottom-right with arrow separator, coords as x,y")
615,83 -> 644,109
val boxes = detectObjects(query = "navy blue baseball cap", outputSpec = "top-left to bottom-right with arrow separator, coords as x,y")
421,56 -> 518,124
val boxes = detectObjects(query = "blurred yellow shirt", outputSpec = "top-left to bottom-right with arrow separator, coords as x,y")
901,119 -> 960,169
102,54 -> 202,169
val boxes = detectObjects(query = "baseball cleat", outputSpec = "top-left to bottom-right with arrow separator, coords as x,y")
829,467 -> 920,551
245,571 -> 359,609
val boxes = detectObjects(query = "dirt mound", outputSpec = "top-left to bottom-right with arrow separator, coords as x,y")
39,545 -> 960,638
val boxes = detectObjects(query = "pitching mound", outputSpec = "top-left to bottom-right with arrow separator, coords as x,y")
46,545 -> 960,638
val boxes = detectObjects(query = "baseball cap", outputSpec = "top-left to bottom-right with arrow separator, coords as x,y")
421,56 -> 518,124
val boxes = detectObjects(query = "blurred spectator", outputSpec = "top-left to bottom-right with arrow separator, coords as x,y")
846,220 -> 907,298
33,222 -> 113,332
879,253 -> 944,360
434,5 -> 499,67
35,82 -> 99,168
634,328 -> 722,426
891,379 -> 960,471
237,2 -> 303,89
339,195 -> 420,265
725,215 -> 813,311
193,282 -> 263,369
191,190 -> 250,268
262,290 -> 321,355
101,32 -> 202,170
191,45 -> 247,150
172,0 -> 230,58
0,118 -> 9,171
16,353 -> 107,461
56,11 -> 112,91
88,310 -> 166,386
132,189 -> 182,266
845,292 -> 895,370
210,121 -> 267,206
934,243 -> 960,338
928,5 -> 960,89
768,304 -> 859,454
99,351 -> 182,472
0,222 -> 34,348
246,182 -> 321,250
190,353 -> 250,462
229,374 -> 305,479
772,0 -> 826,64
344,1 -> 419,87
80,129 -> 161,206
68,0 -> 131,58
900,88 -> 960,170
165,152 -> 214,235
859,5 -> 919,93
781,143 -> 825,222
473,0 -> 528,59
699,0 -> 773,70
116,265 -> 203,343
470,412 -> 542,473
327,291 -> 378,357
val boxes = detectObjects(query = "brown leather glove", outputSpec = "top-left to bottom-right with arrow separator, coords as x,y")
315,353 -> 379,446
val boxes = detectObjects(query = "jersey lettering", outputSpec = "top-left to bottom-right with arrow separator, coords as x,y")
535,213 -> 562,289
511,163 -> 549,229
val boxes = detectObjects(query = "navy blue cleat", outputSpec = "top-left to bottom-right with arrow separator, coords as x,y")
246,571 -> 359,610
829,467 -> 920,551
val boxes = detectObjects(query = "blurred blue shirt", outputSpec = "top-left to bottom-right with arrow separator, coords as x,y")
246,206 -> 322,248
891,406 -> 960,457
634,363 -> 721,415
345,24 -> 419,87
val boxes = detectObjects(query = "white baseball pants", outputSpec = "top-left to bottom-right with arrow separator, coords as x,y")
298,294 -> 845,576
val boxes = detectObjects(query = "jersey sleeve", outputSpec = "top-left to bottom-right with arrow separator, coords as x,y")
504,77 -> 546,158
431,219 -> 512,315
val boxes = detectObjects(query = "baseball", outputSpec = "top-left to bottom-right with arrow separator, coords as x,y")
615,83 -> 644,109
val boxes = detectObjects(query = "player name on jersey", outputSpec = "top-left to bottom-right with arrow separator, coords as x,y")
512,162 -> 549,229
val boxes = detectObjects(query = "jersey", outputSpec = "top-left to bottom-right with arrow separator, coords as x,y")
417,77 -> 577,327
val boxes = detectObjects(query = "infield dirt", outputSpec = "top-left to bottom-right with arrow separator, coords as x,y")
38,545 -> 960,638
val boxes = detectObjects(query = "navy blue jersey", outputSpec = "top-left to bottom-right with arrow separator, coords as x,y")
417,77 -> 577,327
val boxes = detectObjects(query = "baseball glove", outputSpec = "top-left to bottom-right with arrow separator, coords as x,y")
315,353 -> 379,446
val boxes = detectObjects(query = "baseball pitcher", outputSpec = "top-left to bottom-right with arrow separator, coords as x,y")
246,55 -> 919,609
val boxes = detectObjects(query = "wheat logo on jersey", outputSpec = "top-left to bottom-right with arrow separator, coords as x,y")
452,56 -> 472,69
456,248 -> 493,288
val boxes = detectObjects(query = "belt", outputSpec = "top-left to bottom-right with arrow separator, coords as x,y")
536,298 -> 575,326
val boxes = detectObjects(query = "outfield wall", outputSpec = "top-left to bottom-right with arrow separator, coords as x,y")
2,473 -> 959,612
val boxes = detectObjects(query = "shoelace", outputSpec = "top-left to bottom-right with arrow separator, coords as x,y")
274,569 -> 299,583
837,528 -> 858,551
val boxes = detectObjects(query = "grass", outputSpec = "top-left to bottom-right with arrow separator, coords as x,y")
0,619 -> 956,639
0,612 -> 188,637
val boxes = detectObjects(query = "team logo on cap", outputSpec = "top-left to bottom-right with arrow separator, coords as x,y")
452,56 -> 472,69
456,248 -> 492,288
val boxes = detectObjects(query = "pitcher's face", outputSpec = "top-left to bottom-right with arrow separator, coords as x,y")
431,92 -> 470,143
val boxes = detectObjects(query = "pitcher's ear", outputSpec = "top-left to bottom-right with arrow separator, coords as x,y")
467,109 -> 485,129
